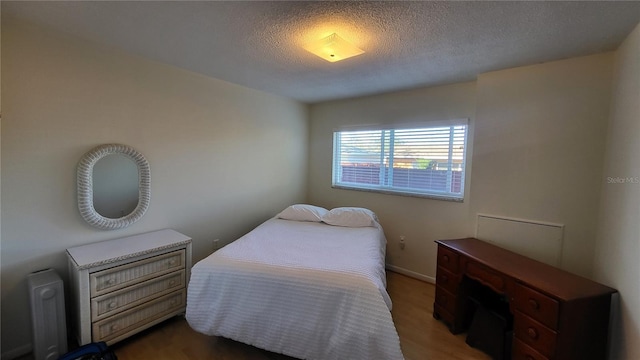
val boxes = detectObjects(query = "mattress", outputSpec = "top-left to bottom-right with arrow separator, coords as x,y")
186,218 -> 404,360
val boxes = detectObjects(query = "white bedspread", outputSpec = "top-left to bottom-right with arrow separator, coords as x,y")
186,218 -> 404,360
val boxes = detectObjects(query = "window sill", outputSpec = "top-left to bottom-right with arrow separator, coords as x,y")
331,185 -> 464,202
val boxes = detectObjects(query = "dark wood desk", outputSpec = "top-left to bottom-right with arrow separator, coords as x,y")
433,238 -> 617,360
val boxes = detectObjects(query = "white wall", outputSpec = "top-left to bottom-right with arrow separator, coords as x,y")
593,23 -> 640,360
1,18 -> 308,357
308,52 -> 613,280
471,53 -> 613,276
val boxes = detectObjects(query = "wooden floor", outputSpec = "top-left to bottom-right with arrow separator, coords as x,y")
108,271 -> 490,360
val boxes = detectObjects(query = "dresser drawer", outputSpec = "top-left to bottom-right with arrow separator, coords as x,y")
514,283 -> 559,330
91,270 -> 185,321
437,246 -> 459,274
90,250 -> 185,297
514,311 -> 557,359
92,289 -> 185,342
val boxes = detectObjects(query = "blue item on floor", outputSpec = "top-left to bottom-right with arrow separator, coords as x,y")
58,341 -> 117,360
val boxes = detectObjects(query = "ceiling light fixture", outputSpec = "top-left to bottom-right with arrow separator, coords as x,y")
303,33 -> 364,63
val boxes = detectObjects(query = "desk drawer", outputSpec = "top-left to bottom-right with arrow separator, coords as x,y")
514,283 -> 559,330
436,266 -> 458,295
90,250 -> 185,297
435,286 -> 457,315
514,311 -> 557,359
465,261 -> 506,294
513,337 -> 549,360
91,270 -> 185,321
437,246 -> 459,274
92,289 -> 185,342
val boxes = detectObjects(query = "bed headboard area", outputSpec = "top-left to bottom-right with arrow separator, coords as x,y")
475,214 -> 564,267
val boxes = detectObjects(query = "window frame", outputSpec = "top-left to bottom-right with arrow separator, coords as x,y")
331,120 -> 469,202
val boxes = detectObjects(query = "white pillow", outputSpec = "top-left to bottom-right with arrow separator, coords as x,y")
276,204 -> 328,222
321,207 -> 378,227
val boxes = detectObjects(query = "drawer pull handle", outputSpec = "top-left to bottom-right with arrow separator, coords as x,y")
108,302 -> 117,308
110,324 -> 119,332
105,279 -> 115,286
169,280 -> 176,286
528,298 -> 540,310
527,327 -> 538,339
169,259 -> 177,266
442,255 -> 449,263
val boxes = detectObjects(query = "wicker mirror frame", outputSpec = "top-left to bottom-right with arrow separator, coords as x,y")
77,144 -> 150,230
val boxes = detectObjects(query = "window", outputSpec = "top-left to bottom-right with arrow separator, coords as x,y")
332,122 -> 468,200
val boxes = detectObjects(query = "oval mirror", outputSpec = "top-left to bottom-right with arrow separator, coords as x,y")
77,144 -> 150,230
93,153 -> 139,218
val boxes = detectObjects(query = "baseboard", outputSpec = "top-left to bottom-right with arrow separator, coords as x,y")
1,343 -> 32,360
386,264 -> 435,284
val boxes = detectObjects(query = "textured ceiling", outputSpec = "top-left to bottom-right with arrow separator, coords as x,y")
3,1 -> 640,103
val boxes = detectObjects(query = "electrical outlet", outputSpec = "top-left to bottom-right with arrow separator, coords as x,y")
212,238 -> 220,251
399,236 -> 405,250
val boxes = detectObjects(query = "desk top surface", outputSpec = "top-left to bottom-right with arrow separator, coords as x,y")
436,238 -> 617,301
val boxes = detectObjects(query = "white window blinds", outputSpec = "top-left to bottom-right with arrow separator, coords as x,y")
332,124 -> 468,200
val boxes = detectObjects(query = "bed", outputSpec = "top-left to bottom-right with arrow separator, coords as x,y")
186,205 -> 404,360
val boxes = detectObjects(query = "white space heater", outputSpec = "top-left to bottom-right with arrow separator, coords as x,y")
27,269 -> 68,360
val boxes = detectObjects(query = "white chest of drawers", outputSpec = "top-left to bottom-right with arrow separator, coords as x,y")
67,229 -> 192,346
